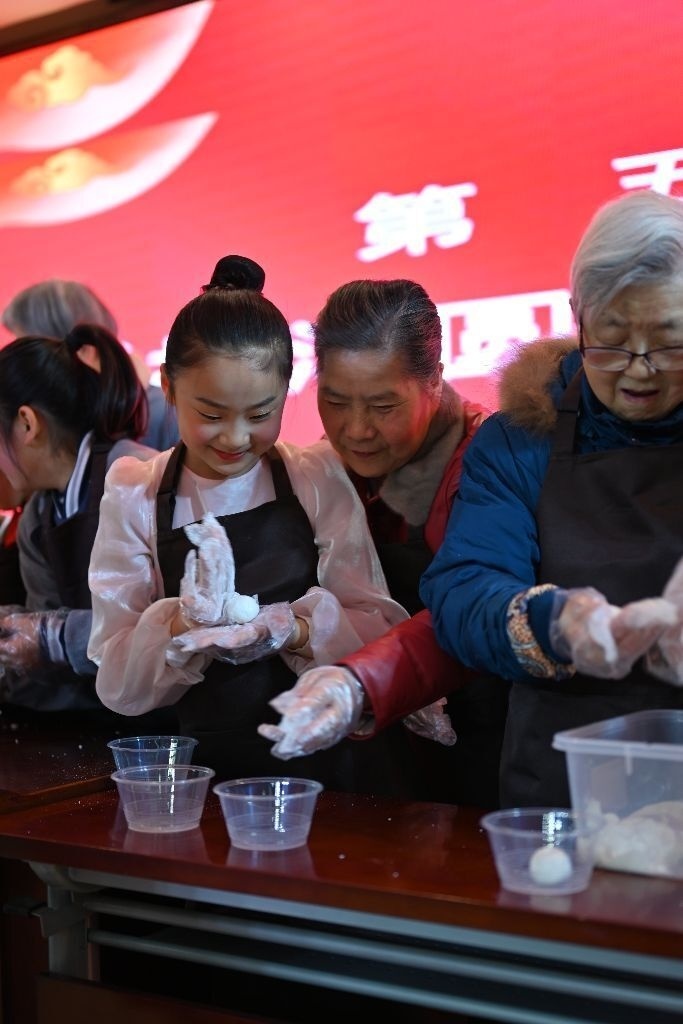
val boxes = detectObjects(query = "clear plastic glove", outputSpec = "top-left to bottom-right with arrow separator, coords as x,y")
550,587 -> 677,679
179,512 -> 259,628
0,607 -> 69,672
645,557 -> 683,686
257,665 -> 365,759
403,698 -> 457,746
172,602 -> 296,665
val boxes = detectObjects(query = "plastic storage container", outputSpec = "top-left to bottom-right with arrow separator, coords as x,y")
553,709 -> 683,879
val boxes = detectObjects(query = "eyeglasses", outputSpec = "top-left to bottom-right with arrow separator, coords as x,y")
579,325 -> 683,372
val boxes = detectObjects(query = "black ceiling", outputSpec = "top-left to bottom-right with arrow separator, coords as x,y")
0,0 -> 197,57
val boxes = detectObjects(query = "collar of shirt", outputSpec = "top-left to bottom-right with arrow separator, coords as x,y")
172,456 -> 276,530
52,431 -> 94,523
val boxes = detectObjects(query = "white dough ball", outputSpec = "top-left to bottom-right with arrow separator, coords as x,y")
528,844 -> 573,886
226,593 -> 260,624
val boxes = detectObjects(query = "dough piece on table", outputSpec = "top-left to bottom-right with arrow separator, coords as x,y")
529,845 -> 573,885
594,808 -> 682,876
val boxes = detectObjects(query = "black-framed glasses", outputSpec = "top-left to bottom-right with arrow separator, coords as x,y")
578,324 -> 683,372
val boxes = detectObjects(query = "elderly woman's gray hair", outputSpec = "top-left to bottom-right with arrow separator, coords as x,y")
570,190 -> 683,327
1,279 -> 118,339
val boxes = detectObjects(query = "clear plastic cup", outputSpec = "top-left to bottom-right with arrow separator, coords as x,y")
214,776 -> 323,851
107,735 -> 198,771
111,764 -> 214,833
480,807 -> 597,895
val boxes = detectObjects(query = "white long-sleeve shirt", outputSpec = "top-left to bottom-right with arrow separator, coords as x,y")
89,439 -> 408,716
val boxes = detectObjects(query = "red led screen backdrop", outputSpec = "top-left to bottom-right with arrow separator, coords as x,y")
0,0 -> 681,444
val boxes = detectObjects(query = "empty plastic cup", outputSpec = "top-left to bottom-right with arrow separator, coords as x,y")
112,764 -> 215,833
107,735 -> 198,770
214,776 -> 323,850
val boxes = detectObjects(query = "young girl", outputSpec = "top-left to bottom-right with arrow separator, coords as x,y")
89,255 -> 410,791
0,325 -> 162,718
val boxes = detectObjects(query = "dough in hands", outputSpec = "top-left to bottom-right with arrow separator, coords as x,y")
183,512 -> 260,624
225,592 -> 260,624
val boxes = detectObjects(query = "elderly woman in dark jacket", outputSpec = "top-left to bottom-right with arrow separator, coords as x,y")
422,189 -> 683,808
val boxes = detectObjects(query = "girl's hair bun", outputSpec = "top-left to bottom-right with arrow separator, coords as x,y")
203,255 -> 266,293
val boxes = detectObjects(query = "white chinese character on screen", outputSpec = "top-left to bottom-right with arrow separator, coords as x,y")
437,290 -> 574,380
612,147 -> 683,195
354,182 -> 477,262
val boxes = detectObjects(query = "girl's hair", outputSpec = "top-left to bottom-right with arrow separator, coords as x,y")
571,190 -> 683,325
313,279 -> 442,389
1,278 -> 118,338
163,255 -> 292,385
0,324 -> 148,455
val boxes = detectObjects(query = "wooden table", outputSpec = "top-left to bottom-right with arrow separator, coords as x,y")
0,711 -> 117,1023
0,710 -> 114,813
0,785 -> 681,1023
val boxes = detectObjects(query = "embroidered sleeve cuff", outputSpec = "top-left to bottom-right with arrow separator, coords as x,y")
506,585 -> 575,680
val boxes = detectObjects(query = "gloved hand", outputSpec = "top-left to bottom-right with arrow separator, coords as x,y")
0,607 -> 69,672
645,557 -> 683,686
257,665 -> 366,759
172,602 -> 296,665
550,587 -> 677,679
403,698 -> 457,746
179,512 -> 259,628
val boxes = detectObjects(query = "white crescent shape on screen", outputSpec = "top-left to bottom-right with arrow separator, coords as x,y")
0,0 -> 214,151
0,112 -> 217,226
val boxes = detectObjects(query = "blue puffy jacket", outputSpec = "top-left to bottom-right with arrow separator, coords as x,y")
420,339 -> 683,682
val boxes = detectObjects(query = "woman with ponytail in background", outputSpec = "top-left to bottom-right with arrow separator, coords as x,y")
0,324 -> 162,719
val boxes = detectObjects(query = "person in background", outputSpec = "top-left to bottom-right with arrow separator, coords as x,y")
88,255 -> 411,791
0,324 -> 171,724
420,189 -> 683,808
1,278 -> 179,452
259,278 -> 507,806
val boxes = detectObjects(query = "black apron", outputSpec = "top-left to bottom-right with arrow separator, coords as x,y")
157,445 -> 420,794
376,528 -> 435,617
11,441 -> 175,731
40,441 -> 111,610
370,494 -> 508,807
0,537 -> 26,605
24,445 -> 112,720
501,371 -> 683,808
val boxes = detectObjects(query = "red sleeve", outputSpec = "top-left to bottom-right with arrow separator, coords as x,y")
338,609 -> 475,734
2,508 -> 21,548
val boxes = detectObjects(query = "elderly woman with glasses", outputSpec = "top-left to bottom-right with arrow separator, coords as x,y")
421,188 -> 683,808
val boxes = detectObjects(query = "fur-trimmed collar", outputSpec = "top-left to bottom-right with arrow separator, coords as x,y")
379,381 -> 465,526
496,337 -> 578,433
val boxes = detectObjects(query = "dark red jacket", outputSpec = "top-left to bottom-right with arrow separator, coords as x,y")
339,399 -> 487,733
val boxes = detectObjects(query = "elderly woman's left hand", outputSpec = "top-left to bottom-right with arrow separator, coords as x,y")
257,666 -> 366,758
551,588 -> 678,679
